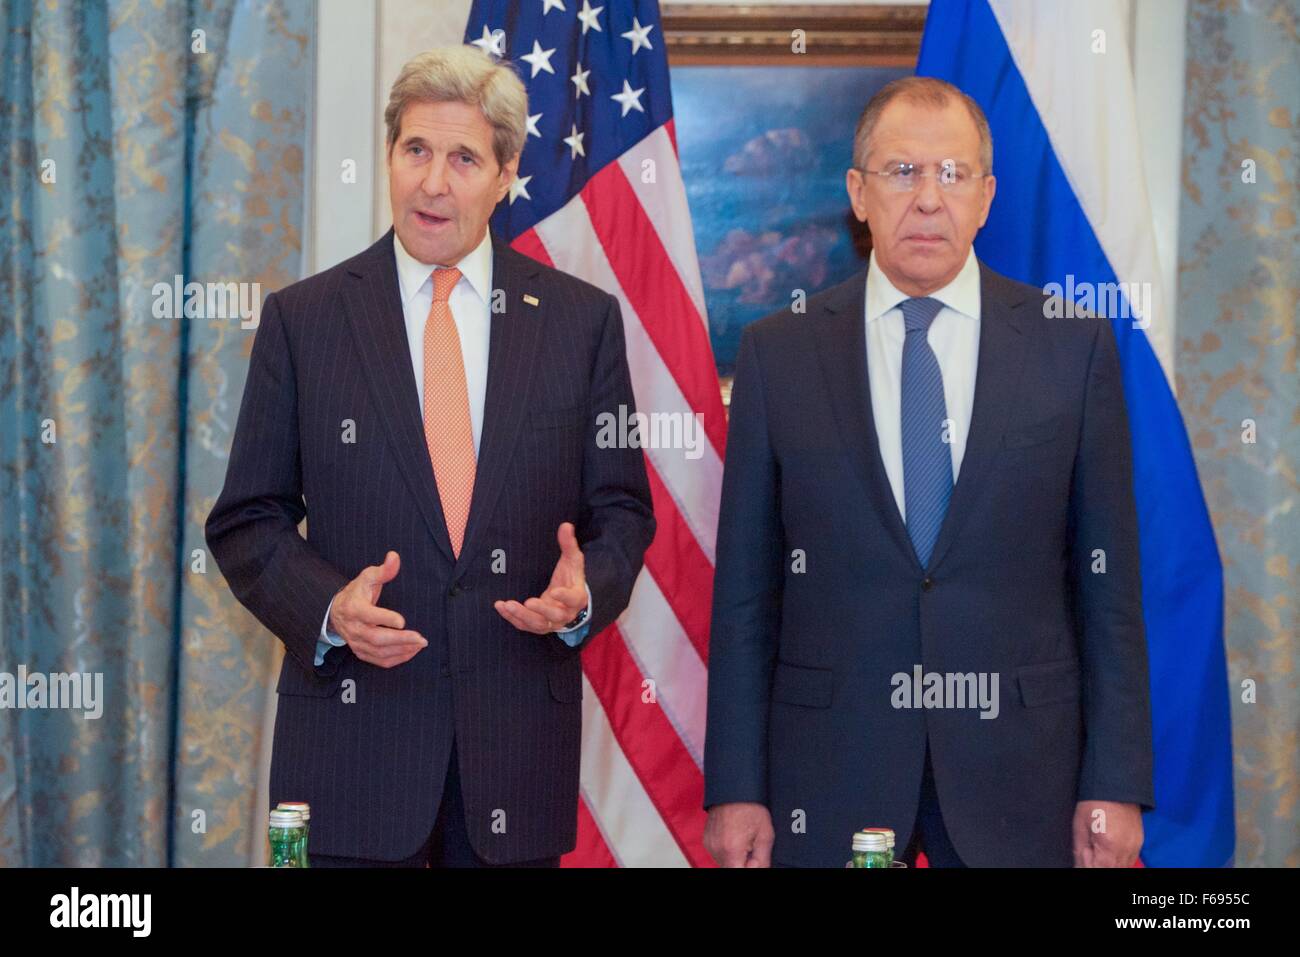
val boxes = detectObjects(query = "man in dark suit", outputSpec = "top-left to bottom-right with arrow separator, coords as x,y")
206,46 -> 654,866
703,76 -> 1153,868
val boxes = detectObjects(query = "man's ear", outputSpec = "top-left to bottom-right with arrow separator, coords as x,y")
497,154 -> 520,201
845,167 -> 868,223
977,174 -> 997,228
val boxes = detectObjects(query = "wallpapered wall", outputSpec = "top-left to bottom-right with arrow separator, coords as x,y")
1177,0 -> 1298,867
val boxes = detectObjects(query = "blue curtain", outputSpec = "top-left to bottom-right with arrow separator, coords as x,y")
1176,0 -> 1299,868
0,0 -> 313,866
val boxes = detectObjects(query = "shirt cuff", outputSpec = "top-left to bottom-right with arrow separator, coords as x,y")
315,595 -> 347,667
553,583 -> 593,647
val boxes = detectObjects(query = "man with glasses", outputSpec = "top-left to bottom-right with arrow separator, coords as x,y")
703,77 -> 1153,867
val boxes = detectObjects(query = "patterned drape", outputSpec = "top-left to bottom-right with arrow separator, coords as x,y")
0,0 -> 311,866
1178,0 -> 1299,867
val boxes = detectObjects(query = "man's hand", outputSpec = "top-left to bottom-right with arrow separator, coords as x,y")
494,522 -> 588,634
704,802 -> 775,868
329,550 -> 427,668
1072,800 -> 1144,867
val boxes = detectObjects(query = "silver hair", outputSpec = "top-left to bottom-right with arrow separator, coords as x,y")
383,44 -> 527,169
852,76 -> 993,173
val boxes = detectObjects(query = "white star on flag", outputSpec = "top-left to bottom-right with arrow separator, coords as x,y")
563,123 -> 586,159
541,0 -> 566,13
520,40 -> 556,78
525,112 -> 542,138
577,0 -> 603,35
611,79 -> 646,117
470,25 -> 506,58
508,174 -> 532,204
571,65 -> 591,98
621,17 -> 654,54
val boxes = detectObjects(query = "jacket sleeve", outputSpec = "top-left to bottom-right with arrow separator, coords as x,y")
1069,316 -> 1155,810
703,325 -> 784,809
568,293 -> 656,650
204,290 -> 351,677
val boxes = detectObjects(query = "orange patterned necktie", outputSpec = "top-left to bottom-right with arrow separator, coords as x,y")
423,266 -> 475,557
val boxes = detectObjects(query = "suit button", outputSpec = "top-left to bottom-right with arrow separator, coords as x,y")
921,577 -> 934,591
448,583 -> 464,598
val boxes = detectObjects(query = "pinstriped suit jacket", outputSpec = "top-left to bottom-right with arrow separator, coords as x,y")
205,227 -> 655,862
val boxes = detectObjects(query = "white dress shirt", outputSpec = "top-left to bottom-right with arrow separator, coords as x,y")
864,247 -> 982,524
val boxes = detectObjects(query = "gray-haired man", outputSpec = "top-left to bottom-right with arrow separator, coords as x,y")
206,45 -> 654,866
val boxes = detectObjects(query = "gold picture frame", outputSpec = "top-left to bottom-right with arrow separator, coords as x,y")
662,3 -> 926,67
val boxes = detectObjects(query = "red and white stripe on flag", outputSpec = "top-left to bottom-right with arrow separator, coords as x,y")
512,121 -> 725,867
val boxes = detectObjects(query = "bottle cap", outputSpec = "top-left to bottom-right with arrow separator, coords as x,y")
851,829 -> 890,852
269,809 -> 303,830
863,826 -> 895,848
277,801 -> 310,822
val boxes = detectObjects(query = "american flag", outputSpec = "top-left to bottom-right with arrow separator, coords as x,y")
465,0 -> 725,866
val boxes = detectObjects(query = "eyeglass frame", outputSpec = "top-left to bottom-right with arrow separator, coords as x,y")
852,160 -> 992,192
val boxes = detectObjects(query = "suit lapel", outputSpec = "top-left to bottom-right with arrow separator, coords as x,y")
454,234 -> 547,575
924,263 -> 1032,571
814,270 -> 919,567
341,228 -> 456,564
815,261 -> 1033,572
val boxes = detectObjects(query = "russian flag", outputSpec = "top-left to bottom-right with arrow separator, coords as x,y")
917,0 -> 1234,866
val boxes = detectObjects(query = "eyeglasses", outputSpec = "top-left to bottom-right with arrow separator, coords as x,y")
856,161 -> 989,194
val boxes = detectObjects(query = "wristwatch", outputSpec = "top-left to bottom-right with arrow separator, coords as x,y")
562,604 -> 590,631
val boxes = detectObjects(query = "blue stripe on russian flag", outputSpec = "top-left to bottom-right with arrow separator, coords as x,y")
918,0 -> 1235,867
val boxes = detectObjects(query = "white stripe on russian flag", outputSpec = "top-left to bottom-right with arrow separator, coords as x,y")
989,0 -> 1174,383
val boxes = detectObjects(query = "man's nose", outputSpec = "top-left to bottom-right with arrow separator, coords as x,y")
912,173 -> 944,214
421,156 -> 451,197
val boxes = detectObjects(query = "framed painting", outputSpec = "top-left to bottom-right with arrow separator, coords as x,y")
663,4 -> 926,392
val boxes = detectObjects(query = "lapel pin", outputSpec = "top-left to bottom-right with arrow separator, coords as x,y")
523,294 -> 540,306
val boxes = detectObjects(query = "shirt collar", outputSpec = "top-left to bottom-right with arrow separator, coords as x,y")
393,228 -> 494,307
865,246 -> 981,322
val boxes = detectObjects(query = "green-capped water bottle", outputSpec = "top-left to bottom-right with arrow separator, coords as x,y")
268,809 -> 305,868
277,801 -> 311,868
850,828 -> 893,868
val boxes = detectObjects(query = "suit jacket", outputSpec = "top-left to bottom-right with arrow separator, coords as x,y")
206,228 -> 655,863
704,260 -> 1155,867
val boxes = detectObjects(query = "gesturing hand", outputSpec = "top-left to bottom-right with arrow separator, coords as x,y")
494,522 -> 588,634
329,550 -> 427,668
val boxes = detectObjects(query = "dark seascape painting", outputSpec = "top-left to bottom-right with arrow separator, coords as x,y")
670,65 -> 911,376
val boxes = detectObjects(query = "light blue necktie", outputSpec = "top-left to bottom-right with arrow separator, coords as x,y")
899,297 -> 952,568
